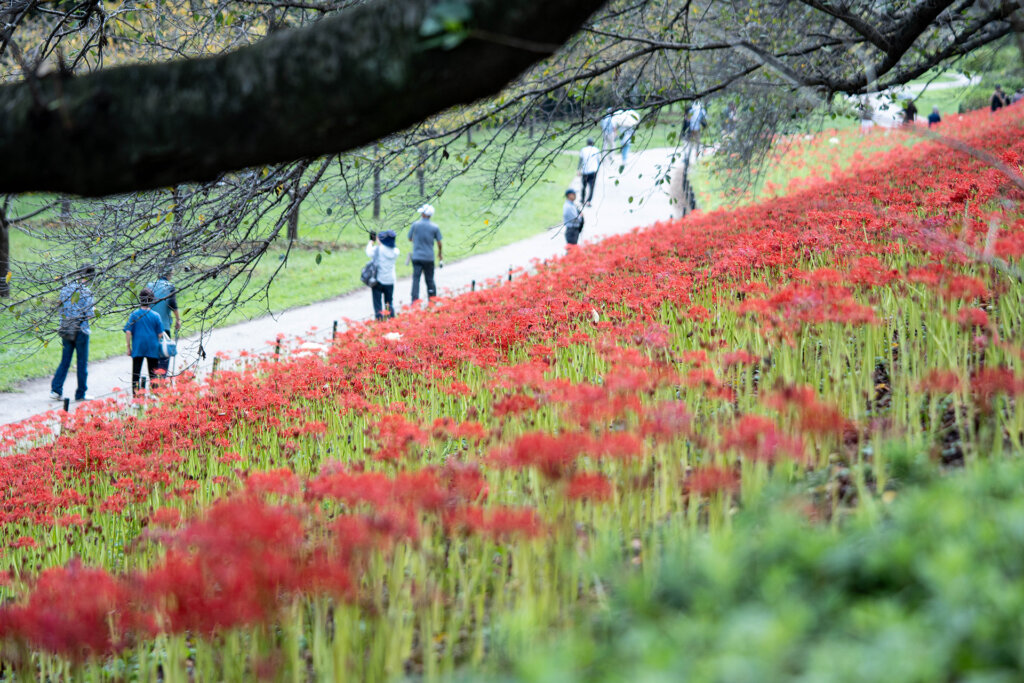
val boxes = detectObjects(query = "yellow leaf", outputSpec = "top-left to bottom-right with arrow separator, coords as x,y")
4,271 -> 10,284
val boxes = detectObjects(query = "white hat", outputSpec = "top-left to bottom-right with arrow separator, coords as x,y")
417,204 -> 435,217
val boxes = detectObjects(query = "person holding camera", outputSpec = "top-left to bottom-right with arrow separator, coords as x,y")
367,229 -> 399,319
563,189 -> 584,245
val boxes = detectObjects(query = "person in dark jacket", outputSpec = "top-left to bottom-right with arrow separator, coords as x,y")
992,85 -> 1009,112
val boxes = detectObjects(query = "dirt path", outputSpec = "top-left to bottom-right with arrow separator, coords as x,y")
867,73 -> 980,127
1,147 -> 684,426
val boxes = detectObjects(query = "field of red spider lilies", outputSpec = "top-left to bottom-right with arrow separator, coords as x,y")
2,106 -> 1024,681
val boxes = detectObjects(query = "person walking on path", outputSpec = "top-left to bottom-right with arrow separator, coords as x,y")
859,99 -> 875,133
578,138 -> 601,206
902,98 -> 918,125
50,265 -> 96,401
563,189 -> 584,245
367,229 -> 399,320
927,106 -> 942,127
600,108 -> 616,151
687,101 -> 708,148
146,268 -> 181,378
614,109 -> 639,164
408,204 -> 443,302
123,288 -> 165,397
991,85 -> 1009,112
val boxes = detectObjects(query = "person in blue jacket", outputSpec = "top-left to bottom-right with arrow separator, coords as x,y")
124,288 -> 165,397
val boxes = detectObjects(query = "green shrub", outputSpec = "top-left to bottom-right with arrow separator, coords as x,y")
503,458 -> 1024,683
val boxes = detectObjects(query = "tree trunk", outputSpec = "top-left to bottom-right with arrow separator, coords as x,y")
171,186 -> 185,258
288,202 -> 300,241
417,147 -> 426,197
373,166 -> 382,220
0,209 -> 9,298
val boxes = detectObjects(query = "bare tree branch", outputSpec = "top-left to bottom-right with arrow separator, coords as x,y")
0,0 -> 605,196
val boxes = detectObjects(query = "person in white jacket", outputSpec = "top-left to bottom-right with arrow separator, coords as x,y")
366,229 -> 399,319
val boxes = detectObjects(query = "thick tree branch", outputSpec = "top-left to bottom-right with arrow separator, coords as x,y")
0,0 -> 605,197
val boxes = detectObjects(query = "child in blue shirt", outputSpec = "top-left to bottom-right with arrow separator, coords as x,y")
124,288 -> 165,397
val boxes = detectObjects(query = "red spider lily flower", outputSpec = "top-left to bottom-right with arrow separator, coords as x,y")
493,393 -> 539,418
566,472 -> 614,501
956,307 -> 990,329
594,432 -> 645,460
444,381 -> 472,397
140,499 -> 307,636
443,505 -> 543,540
943,275 -> 988,301
367,415 -> 428,461
687,305 -> 712,322
971,367 -> 1024,407
491,431 -> 596,480
0,561 -> 137,659
57,513 -> 87,528
307,468 -> 393,508
438,461 -> 489,504
149,508 -> 182,529
847,256 -> 896,287
639,401 -> 693,442
430,417 -> 488,443
721,415 -> 806,462
919,369 -> 966,394
766,385 -> 850,437
721,349 -> 760,369
679,350 -> 708,365
492,362 -> 549,390
245,468 -> 301,499
686,466 -> 740,497
11,536 -> 37,548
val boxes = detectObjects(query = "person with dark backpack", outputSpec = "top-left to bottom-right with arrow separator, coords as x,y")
50,265 -> 96,402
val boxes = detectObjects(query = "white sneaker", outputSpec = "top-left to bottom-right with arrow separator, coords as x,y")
49,391 -> 62,401
75,395 -> 93,402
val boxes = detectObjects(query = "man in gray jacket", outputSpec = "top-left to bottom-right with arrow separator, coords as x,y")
563,189 -> 583,245
408,203 -> 443,301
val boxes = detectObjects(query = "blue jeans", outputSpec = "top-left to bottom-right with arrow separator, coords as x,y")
371,283 -> 395,320
51,332 -> 89,399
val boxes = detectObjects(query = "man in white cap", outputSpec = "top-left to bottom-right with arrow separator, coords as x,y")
408,203 -> 443,302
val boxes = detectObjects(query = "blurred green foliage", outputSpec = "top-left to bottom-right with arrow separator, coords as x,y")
500,457 -> 1024,683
